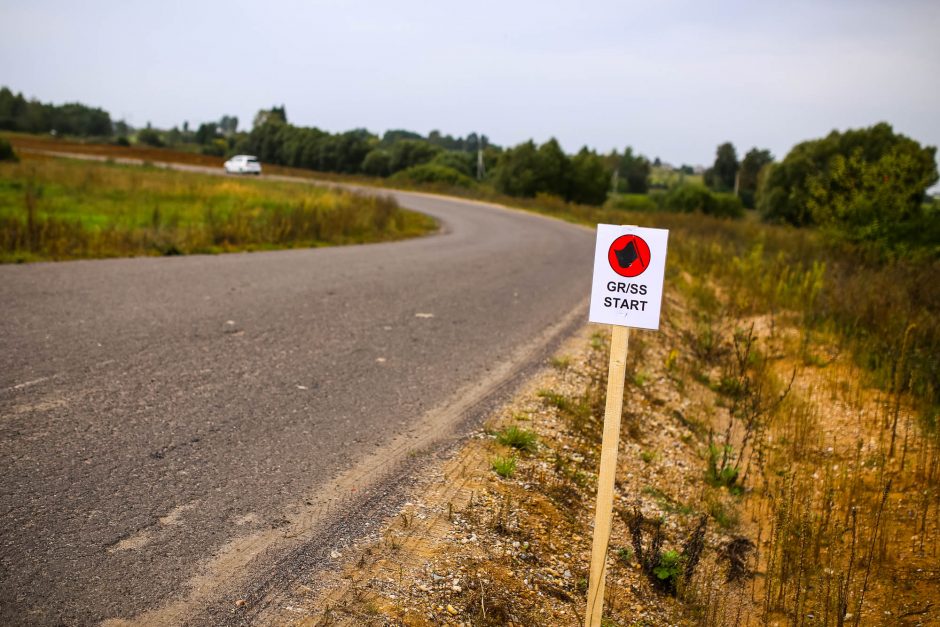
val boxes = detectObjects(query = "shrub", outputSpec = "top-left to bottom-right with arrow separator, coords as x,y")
0,137 -> 18,162
200,139 -> 227,157
389,163 -> 475,188
387,139 -> 440,173
361,149 -> 392,177
710,192 -> 746,219
757,122 -> 938,248
653,550 -> 682,584
430,150 -> 475,177
136,128 -> 163,147
658,184 -> 744,219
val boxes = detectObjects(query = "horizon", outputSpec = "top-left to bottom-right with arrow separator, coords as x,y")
1,1 -> 938,172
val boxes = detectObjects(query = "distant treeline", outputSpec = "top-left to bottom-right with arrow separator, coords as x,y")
0,87 -> 112,136
241,108 -> 685,206
2,86 -> 937,254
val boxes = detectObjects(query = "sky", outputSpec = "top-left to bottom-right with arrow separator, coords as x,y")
1,0 -> 939,169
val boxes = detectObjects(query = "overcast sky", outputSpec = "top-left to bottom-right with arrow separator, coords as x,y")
2,0 -> 938,168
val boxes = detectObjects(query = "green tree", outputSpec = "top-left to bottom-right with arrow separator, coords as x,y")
137,126 -> 163,147
252,106 -> 287,129
705,142 -> 738,192
388,139 -> 440,173
218,115 -> 238,135
492,138 -> 572,199
165,126 -> 182,146
431,150 -> 474,177
381,129 -> 423,145
535,138 -> 569,198
0,86 -> 112,136
618,147 -> 651,193
738,148 -> 773,209
492,140 -> 542,197
758,123 -> 938,246
194,122 -> 218,145
568,147 -> 611,205
361,149 -> 392,176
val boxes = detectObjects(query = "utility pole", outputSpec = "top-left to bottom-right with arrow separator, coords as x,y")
476,133 -> 486,181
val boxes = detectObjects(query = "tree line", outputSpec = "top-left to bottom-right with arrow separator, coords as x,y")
0,87 -> 112,137
2,86 -> 936,253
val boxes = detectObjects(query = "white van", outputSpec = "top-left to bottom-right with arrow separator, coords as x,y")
223,155 -> 262,175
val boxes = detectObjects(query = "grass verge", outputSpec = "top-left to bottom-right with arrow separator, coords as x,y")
0,154 -> 436,262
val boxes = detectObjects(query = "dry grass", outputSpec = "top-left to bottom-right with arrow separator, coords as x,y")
0,154 -> 436,262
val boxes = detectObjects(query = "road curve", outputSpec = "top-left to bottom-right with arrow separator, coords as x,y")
0,172 -> 594,625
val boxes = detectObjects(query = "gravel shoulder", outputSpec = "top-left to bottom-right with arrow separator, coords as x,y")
268,288 -> 726,626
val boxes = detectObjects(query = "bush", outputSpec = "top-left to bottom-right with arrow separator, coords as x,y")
387,139 -> 440,173
136,128 -> 163,147
200,139 -> 226,157
710,192 -> 746,219
0,137 -> 18,162
389,164 -> 475,188
431,150 -> 475,177
606,193 -> 657,212
658,184 -> 744,219
361,149 -> 392,177
757,122 -> 938,249
113,136 -> 130,147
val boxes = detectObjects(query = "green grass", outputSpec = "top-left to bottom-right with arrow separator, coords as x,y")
537,389 -> 574,412
649,165 -> 704,188
496,426 -> 538,453
0,156 -> 437,262
491,455 -> 517,479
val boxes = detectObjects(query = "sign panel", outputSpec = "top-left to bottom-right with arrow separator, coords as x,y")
588,224 -> 669,330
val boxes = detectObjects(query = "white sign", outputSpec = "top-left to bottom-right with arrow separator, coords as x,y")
588,224 -> 669,330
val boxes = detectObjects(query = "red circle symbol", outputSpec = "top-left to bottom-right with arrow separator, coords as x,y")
608,234 -> 651,277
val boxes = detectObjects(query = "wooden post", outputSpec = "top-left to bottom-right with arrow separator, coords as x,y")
584,324 -> 630,627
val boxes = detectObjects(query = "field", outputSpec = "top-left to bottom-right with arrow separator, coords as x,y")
650,164 -> 704,188
2,131 -> 382,184
0,153 -> 436,263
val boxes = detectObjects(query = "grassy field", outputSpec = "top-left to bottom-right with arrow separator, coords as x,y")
0,154 -> 436,262
2,131 -> 382,184
650,164 -> 704,188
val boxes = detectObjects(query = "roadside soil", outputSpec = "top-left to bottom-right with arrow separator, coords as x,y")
244,283 -> 940,626
247,288 -> 746,626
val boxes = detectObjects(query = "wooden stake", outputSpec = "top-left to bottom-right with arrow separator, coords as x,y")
584,324 -> 630,627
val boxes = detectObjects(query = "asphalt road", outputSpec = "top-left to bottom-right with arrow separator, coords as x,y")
0,174 -> 594,625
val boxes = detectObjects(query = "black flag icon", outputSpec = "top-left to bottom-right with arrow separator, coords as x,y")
614,240 -> 639,269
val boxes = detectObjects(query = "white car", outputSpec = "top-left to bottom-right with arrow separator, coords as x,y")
224,155 -> 262,175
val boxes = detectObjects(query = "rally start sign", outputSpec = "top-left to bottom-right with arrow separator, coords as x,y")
583,223 -> 669,626
588,224 -> 669,330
